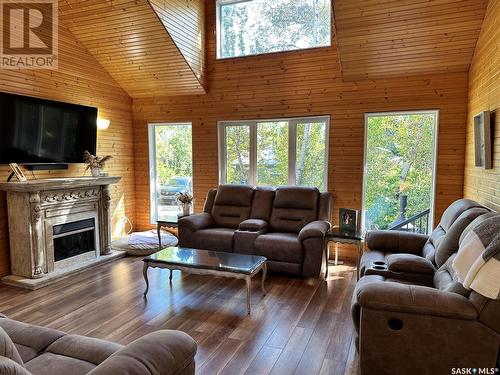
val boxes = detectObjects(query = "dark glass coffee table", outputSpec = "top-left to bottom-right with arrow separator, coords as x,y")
143,247 -> 267,314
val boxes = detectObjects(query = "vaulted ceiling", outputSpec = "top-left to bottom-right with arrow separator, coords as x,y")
59,0 -> 205,98
333,0 -> 490,80
56,0 -> 490,97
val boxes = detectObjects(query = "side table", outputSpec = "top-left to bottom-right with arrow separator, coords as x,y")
325,227 -> 364,280
157,213 -> 190,249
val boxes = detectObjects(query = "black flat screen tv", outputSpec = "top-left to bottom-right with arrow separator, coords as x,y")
0,92 -> 97,164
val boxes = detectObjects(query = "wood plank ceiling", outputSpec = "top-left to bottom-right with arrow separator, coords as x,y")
149,0 -> 206,87
333,0 -> 490,80
59,0 -> 205,98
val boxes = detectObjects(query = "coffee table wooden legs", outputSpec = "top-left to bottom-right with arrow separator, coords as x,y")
142,261 -> 268,314
261,262 -> 267,294
143,262 -> 150,296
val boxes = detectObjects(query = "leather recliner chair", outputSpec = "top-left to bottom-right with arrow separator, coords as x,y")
352,212 -> 500,375
178,185 -> 333,278
360,198 -> 490,284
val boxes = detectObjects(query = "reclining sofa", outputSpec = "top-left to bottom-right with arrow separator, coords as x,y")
0,313 -> 197,375
178,185 -> 333,278
352,200 -> 500,375
360,198 -> 490,284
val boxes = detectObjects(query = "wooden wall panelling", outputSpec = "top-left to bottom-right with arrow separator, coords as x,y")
132,1 -> 469,260
464,0 -> 500,212
59,0 -> 205,98
149,0 -> 206,87
333,0 -> 489,80
0,23 -> 136,277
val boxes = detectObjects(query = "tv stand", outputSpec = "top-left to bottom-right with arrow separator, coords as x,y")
23,163 -> 69,171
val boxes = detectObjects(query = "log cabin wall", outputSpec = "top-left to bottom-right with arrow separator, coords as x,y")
133,1 -> 469,260
0,24 -> 136,277
464,0 -> 500,212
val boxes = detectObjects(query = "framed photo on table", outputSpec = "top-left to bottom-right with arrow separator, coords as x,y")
339,208 -> 358,235
9,163 -> 27,182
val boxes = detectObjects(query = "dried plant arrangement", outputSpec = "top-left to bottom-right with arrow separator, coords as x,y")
83,151 -> 113,176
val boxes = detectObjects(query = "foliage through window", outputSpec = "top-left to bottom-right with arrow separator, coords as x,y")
216,0 -> 331,59
219,116 -> 329,191
149,123 -> 193,223
362,112 -> 438,234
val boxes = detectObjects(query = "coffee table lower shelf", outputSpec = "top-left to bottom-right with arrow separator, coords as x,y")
143,259 -> 267,314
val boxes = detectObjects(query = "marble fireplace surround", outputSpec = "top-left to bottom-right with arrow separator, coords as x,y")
0,177 -> 125,289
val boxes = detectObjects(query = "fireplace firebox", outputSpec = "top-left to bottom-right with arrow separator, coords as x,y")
53,218 -> 96,262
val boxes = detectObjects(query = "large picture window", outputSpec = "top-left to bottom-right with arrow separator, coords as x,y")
362,111 -> 438,234
218,116 -> 329,191
149,123 -> 193,223
216,0 -> 332,59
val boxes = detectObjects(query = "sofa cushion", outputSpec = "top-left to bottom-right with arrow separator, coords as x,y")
254,232 -> 303,263
25,352 -> 95,375
46,335 -> 122,366
0,327 -> 24,367
211,185 -> 254,228
269,187 -> 319,233
424,199 -> 488,264
250,187 -> 275,221
433,207 -> 490,267
0,319 -> 64,363
191,228 -> 235,252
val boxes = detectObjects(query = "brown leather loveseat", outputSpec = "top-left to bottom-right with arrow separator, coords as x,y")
178,185 -> 333,278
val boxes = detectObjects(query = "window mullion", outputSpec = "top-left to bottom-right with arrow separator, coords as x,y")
250,122 -> 257,186
288,120 -> 297,186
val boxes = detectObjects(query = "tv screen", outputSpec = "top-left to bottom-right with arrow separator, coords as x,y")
0,92 -> 97,164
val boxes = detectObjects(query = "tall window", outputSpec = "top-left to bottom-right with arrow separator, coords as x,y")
216,0 -> 331,59
362,111 -> 438,234
149,123 -> 193,223
219,116 -> 329,191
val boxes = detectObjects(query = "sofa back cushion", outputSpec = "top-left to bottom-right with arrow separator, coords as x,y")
269,187 -> 319,233
433,212 -> 499,296
423,199 -> 488,266
433,207 -> 491,267
211,185 -> 254,228
250,187 -> 275,221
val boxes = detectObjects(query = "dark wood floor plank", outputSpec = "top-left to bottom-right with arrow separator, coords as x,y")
0,258 -> 359,375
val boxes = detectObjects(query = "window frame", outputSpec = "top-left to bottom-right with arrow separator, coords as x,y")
217,115 -> 330,191
361,110 -> 439,233
148,122 -> 193,224
215,0 -> 333,60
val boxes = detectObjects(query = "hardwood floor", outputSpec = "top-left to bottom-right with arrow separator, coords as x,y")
0,257 -> 359,375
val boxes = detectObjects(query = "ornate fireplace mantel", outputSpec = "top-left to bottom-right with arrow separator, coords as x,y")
0,177 -> 124,289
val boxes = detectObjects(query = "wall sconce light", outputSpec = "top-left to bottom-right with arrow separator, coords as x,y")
97,118 -> 111,130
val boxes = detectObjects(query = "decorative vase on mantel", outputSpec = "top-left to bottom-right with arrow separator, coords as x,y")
90,167 -> 102,177
181,203 -> 191,216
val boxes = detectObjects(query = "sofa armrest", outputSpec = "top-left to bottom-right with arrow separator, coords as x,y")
386,253 -> 436,274
238,219 -> 268,232
356,278 -> 477,320
89,330 -> 197,375
178,213 -> 214,231
365,230 -> 429,255
298,220 -> 330,242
